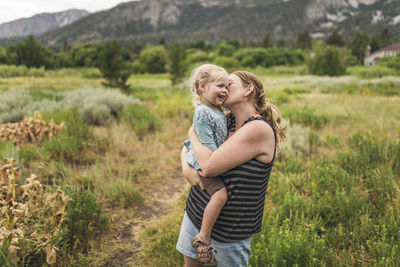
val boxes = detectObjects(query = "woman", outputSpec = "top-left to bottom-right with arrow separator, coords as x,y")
177,71 -> 286,267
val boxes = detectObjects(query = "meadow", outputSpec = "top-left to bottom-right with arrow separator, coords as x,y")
0,65 -> 399,266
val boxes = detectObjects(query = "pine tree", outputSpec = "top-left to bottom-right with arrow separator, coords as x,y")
99,41 -> 131,90
296,31 -> 312,50
168,42 -> 186,85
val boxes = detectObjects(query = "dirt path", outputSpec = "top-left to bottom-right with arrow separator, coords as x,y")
98,169 -> 189,267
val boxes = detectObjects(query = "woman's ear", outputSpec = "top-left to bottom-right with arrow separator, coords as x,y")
244,84 -> 254,96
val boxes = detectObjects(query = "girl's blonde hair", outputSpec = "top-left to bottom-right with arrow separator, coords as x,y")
190,64 -> 228,105
232,70 -> 286,144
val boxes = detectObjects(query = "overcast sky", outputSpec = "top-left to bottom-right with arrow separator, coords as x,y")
0,0 -> 138,24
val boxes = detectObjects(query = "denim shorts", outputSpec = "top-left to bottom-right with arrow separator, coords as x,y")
176,211 -> 252,267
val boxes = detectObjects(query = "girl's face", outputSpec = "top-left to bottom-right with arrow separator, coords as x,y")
223,74 -> 245,108
201,75 -> 228,110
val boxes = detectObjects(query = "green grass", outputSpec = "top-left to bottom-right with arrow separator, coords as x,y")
1,66 -> 399,266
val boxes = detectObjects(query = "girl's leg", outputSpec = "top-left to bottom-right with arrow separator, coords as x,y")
197,187 -> 227,243
184,255 -> 203,267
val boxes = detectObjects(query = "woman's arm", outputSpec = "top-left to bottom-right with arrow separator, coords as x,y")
189,121 -> 275,177
180,146 -> 204,190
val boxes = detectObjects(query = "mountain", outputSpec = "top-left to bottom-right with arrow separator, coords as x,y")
5,0 -> 400,47
0,9 -> 90,39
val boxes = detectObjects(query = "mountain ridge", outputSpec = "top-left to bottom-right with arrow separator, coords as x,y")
1,0 -> 399,47
0,9 -> 90,39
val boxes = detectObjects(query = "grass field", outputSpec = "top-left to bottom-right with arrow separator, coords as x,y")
0,66 -> 399,266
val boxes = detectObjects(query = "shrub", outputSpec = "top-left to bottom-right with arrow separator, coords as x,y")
283,106 -> 329,129
282,87 -> 312,95
122,104 -> 160,135
213,56 -> 241,73
61,89 -> 140,125
42,109 -> 95,163
339,132 -> 400,177
280,123 -> 311,155
0,64 -> 45,78
154,90 -> 192,118
105,179 -> 145,208
249,214 -> 330,267
347,65 -> 396,79
184,49 -> 214,67
138,46 -> 167,73
308,44 -> 346,76
60,189 -> 108,253
269,91 -> 290,105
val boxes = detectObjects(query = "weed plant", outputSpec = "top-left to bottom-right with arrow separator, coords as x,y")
282,106 -> 330,129
347,65 -> 397,79
0,64 -> 45,78
105,178 -> 144,208
60,188 -> 108,254
122,104 -> 161,136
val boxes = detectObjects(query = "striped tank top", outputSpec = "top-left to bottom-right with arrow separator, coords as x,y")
185,115 -> 276,242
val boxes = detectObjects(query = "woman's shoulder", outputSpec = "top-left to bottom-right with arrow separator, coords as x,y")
242,118 -> 275,141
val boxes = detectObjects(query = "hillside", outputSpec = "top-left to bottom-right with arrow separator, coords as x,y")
0,9 -> 90,38
2,0 -> 400,47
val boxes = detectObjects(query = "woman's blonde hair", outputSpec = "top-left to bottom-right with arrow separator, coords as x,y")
232,70 -> 286,144
190,64 -> 228,105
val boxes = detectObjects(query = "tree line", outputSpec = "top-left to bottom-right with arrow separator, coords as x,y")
0,28 -> 398,89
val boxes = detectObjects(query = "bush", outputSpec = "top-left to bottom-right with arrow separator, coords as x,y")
61,189 -> 108,253
283,106 -> 329,129
122,104 -> 160,135
184,49 -> 214,67
308,42 -> 346,76
213,56 -> 241,73
138,46 -> 167,73
249,214 -> 329,267
42,109 -> 95,163
347,65 -> 396,78
0,64 -> 45,78
105,179 -> 145,208
339,132 -> 400,177
154,90 -> 192,118
263,65 -> 309,76
61,89 -> 140,125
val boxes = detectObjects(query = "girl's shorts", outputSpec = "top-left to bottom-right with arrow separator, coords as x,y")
176,211 -> 252,267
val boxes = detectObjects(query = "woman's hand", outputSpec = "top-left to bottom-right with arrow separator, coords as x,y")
188,126 -> 197,141
181,147 -> 205,190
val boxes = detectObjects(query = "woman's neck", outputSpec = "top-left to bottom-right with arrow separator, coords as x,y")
229,103 -> 258,130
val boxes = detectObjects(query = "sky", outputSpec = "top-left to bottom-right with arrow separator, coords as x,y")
0,0 -> 137,24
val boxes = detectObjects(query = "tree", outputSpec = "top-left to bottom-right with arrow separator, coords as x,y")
296,31 -> 312,49
276,39 -> 285,48
260,33 -> 272,48
168,42 -> 186,85
326,29 -> 345,47
138,46 -> 167,73
215,42 -> 236,57
17,35 -> 47,68
308,42 -> 346,76
350,31 -> 369,63
98,41 -> 131,90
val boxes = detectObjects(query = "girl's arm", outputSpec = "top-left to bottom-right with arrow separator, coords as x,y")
181,146 -> 204,190
189,120 -> 275,177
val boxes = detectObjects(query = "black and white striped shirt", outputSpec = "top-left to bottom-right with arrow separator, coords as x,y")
185,115 -> 276,242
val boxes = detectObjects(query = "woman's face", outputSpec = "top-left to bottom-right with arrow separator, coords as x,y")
223,74 -> 245,108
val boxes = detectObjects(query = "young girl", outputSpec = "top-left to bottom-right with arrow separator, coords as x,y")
183,64 -> 228,266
